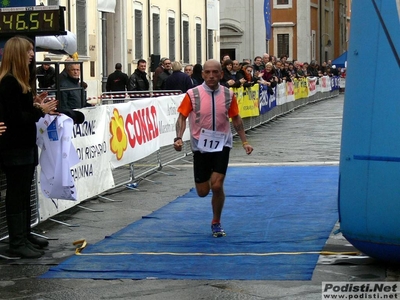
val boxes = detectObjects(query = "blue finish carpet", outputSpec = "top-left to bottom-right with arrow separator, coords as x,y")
41,166 -> 339,280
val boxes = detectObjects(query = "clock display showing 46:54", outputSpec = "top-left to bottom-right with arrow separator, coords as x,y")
0,6 -> 65,36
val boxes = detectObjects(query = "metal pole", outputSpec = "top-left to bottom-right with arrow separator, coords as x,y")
101,12 -> 108,93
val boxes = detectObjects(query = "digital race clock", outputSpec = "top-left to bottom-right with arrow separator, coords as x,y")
0,5 -> 66,36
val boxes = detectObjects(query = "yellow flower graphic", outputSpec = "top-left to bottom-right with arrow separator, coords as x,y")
110,109 -> 128,160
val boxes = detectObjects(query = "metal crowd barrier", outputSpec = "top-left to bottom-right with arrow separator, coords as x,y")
0,88 -> 339,244
100,90 -> 182,105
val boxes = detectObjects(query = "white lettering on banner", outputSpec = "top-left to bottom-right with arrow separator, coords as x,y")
73,120 -> 96,137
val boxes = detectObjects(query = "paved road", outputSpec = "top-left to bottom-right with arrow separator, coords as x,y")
1,94 -> 397,300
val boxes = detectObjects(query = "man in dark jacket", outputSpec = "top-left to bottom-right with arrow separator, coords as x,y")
36,57 -> 56,89
165,61 -> 193,93
59,64 -> 86,109
155,59 -> 172,90
106,63 -> 129,92
128,59 -> 149,91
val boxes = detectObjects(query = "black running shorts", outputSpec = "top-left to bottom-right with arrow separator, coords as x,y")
193,146 -> 231,183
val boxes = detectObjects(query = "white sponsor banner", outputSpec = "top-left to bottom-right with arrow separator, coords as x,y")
72,107 -> 115,199
340,77 -> 346,88
319,76 -> 332,93
308,77 -> 318,96
157,94 -> 190,146
286,81 -> 295,103
276,82 -> 287,105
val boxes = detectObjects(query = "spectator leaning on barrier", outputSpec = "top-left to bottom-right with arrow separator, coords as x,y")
220,59 -> 236,88
307,60 -> 320,77
165,61 -> 193,93
106,63 -> 129,92
259,62 -> 278,94
236,64 -> 258,88
128,59 -> 149,91
253,56 -> 264,73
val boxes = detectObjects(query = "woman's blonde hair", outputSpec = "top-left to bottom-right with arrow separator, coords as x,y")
0,37 -> 31,93
171,61 -> 182,72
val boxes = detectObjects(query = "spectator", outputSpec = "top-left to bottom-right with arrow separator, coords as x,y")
262,53 -> 270,67
106,63 -> 129,92
280,54 -> 288,64
253,56 -> 264,73
331,65 -> 339,76
295,62 -> 306,78
165,61 -> 193,93
128,59 -> 149,91
191,63 -> 204,87
302,62 -> 309,76
36,57 -> 55,89
307,60 -> 319,77
236,64 -> 258,87
259,62 -> 278,94
287,62 -> 297,78
152,57 -> 168,89
59,64 -> 87,109
0,37 -> 58,258
155,58 -> 172,90
221,54 -> 231,64
59,56 -> 74,80
274,60 -> 285,83
220,59 -> 236,88
184,64 -> 194,84
231,60 -> 241,79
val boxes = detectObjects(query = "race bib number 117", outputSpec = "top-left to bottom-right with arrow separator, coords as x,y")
198,128 -> 225,152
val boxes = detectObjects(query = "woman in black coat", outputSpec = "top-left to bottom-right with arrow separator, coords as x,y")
0,37 -> 58,258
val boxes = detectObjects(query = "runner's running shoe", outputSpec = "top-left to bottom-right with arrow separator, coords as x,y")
211,223 -> 226,238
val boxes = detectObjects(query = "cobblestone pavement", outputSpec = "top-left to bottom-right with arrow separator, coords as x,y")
1,93 -> 398,300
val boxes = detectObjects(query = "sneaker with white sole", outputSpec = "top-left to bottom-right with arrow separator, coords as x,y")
211,223 -> 226,238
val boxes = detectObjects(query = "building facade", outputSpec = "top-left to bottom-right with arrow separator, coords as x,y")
220,0 -> 350,64
35,0 -> 220,98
